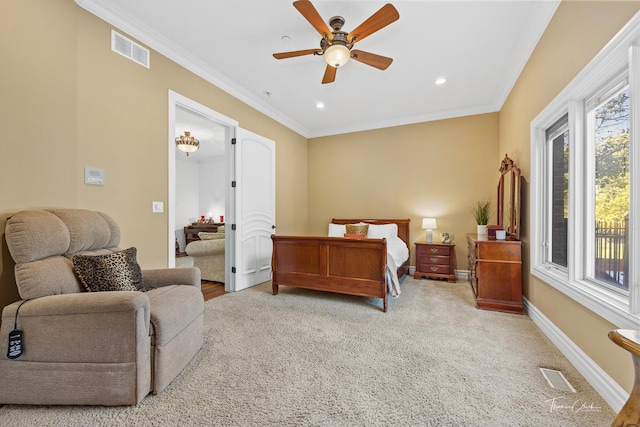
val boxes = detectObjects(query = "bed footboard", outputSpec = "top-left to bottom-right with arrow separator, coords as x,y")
271,235 -> 388,312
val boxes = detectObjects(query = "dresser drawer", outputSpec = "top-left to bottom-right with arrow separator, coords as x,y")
476,242 -> 521,262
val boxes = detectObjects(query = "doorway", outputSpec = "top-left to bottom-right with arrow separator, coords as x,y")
168,91 -> 276,293
168,91 -> 237,292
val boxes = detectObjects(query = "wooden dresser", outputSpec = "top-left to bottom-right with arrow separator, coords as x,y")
467,234 -> 522,314
414,242 -> 456,283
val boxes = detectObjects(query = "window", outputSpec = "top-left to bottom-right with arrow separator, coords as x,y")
545,115 -> 569,269
587,83 -> 629,292
530,14 -> 640,329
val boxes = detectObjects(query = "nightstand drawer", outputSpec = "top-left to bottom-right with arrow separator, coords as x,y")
418,264 -> 450,275
418,254 -> 450,265
423,245 -> 450,256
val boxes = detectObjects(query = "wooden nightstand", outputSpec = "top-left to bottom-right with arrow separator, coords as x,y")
414,242 -> 456,282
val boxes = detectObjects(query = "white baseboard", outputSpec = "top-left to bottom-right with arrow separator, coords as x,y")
524,297 -> 628,412
455,269 -> 470,281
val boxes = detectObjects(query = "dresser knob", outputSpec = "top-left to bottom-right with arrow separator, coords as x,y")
430,248 -> 439,253
430,257 -> 438,263
430,267 -> 438,272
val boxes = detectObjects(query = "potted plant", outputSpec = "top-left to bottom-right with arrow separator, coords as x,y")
471,199 -> 491,235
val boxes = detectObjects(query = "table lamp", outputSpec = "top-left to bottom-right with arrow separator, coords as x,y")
422,218 -> 437,243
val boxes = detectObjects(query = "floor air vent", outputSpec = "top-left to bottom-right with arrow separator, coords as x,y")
539,368 -> 576,392
111,30 -> 150,68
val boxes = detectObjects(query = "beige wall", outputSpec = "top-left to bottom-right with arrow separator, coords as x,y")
499,0 -> 640,392
308,113 -> 499,268
0,0 -> 308,309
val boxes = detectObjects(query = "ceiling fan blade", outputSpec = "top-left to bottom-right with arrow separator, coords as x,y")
350,50 -> 393,70
347,4 -> 399,43
293,0 -> 332,38
322,65 -> 337,84
273,49 -> 322,59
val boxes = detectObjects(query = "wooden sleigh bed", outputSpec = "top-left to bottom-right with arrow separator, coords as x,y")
271,219 -> 410,312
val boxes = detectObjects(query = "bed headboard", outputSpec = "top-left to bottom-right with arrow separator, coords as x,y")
331,219 -> 411,247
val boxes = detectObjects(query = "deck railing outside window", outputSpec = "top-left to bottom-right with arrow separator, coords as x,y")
595,219 -> 629,291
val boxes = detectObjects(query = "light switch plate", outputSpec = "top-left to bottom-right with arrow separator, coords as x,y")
152,201 -> 164,213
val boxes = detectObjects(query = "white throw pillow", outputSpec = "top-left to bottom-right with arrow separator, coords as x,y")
328,223 -> 347,237
367,223 -> 398,239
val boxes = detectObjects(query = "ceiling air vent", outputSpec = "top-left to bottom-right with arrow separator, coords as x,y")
111,30 -> 150,69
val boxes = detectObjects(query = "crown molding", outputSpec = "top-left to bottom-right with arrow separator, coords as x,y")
492,0 -> 561,111
307,103 -> 499,139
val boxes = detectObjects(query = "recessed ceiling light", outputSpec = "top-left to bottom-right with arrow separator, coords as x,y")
435,77 -> 447,85
281,35 -> 291,42
316,102 -> 325,109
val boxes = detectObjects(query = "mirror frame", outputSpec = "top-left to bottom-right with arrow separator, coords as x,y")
496,154 -> 521,240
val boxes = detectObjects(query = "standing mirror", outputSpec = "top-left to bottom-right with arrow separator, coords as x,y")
497,154 -> 521,240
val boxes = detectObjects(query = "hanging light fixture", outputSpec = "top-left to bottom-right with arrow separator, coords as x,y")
323,42 -> 350,68
175,131 -> 199,156
322,17 -> 351,68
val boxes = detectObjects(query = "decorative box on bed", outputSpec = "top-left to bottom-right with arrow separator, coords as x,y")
271,219 -> 410,312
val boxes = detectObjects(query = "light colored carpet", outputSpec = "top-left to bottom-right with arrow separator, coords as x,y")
0,278 -> 616,426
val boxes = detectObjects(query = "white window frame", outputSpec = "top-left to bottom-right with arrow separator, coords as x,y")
530,12 -> 640,329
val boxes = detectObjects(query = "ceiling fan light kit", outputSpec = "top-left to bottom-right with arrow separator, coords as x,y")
273,0 -> 399,84
324,44 -> 350,67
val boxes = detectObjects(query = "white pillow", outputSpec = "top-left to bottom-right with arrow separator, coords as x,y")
367,223 -> 398,239
328,223 -> 346,237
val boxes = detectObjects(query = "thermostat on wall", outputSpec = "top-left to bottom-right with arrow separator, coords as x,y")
84,167 -> 104,186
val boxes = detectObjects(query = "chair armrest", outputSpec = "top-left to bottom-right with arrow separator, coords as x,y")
142,267 -> 201,289
185,239 -> 225,257
0,292 -> 150,362
1,291 -> 149,319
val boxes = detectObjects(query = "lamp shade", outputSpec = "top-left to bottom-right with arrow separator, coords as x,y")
421,218 -> 437,230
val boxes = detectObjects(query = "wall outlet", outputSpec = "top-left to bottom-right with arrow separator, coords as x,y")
152,201 -> 164,213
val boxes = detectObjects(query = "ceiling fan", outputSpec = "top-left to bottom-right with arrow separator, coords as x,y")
273,0 -> 399,84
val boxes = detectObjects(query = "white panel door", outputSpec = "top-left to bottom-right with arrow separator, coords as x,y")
233,128 -> 275,291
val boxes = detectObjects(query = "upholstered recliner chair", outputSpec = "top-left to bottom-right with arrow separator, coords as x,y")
185,231 -> 225,283
0,209 -> 204,406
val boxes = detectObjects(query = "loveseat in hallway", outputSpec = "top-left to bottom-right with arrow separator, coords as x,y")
185,230 -> 225,283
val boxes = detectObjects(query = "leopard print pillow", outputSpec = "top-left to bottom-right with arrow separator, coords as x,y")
72,247 -> 145,292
